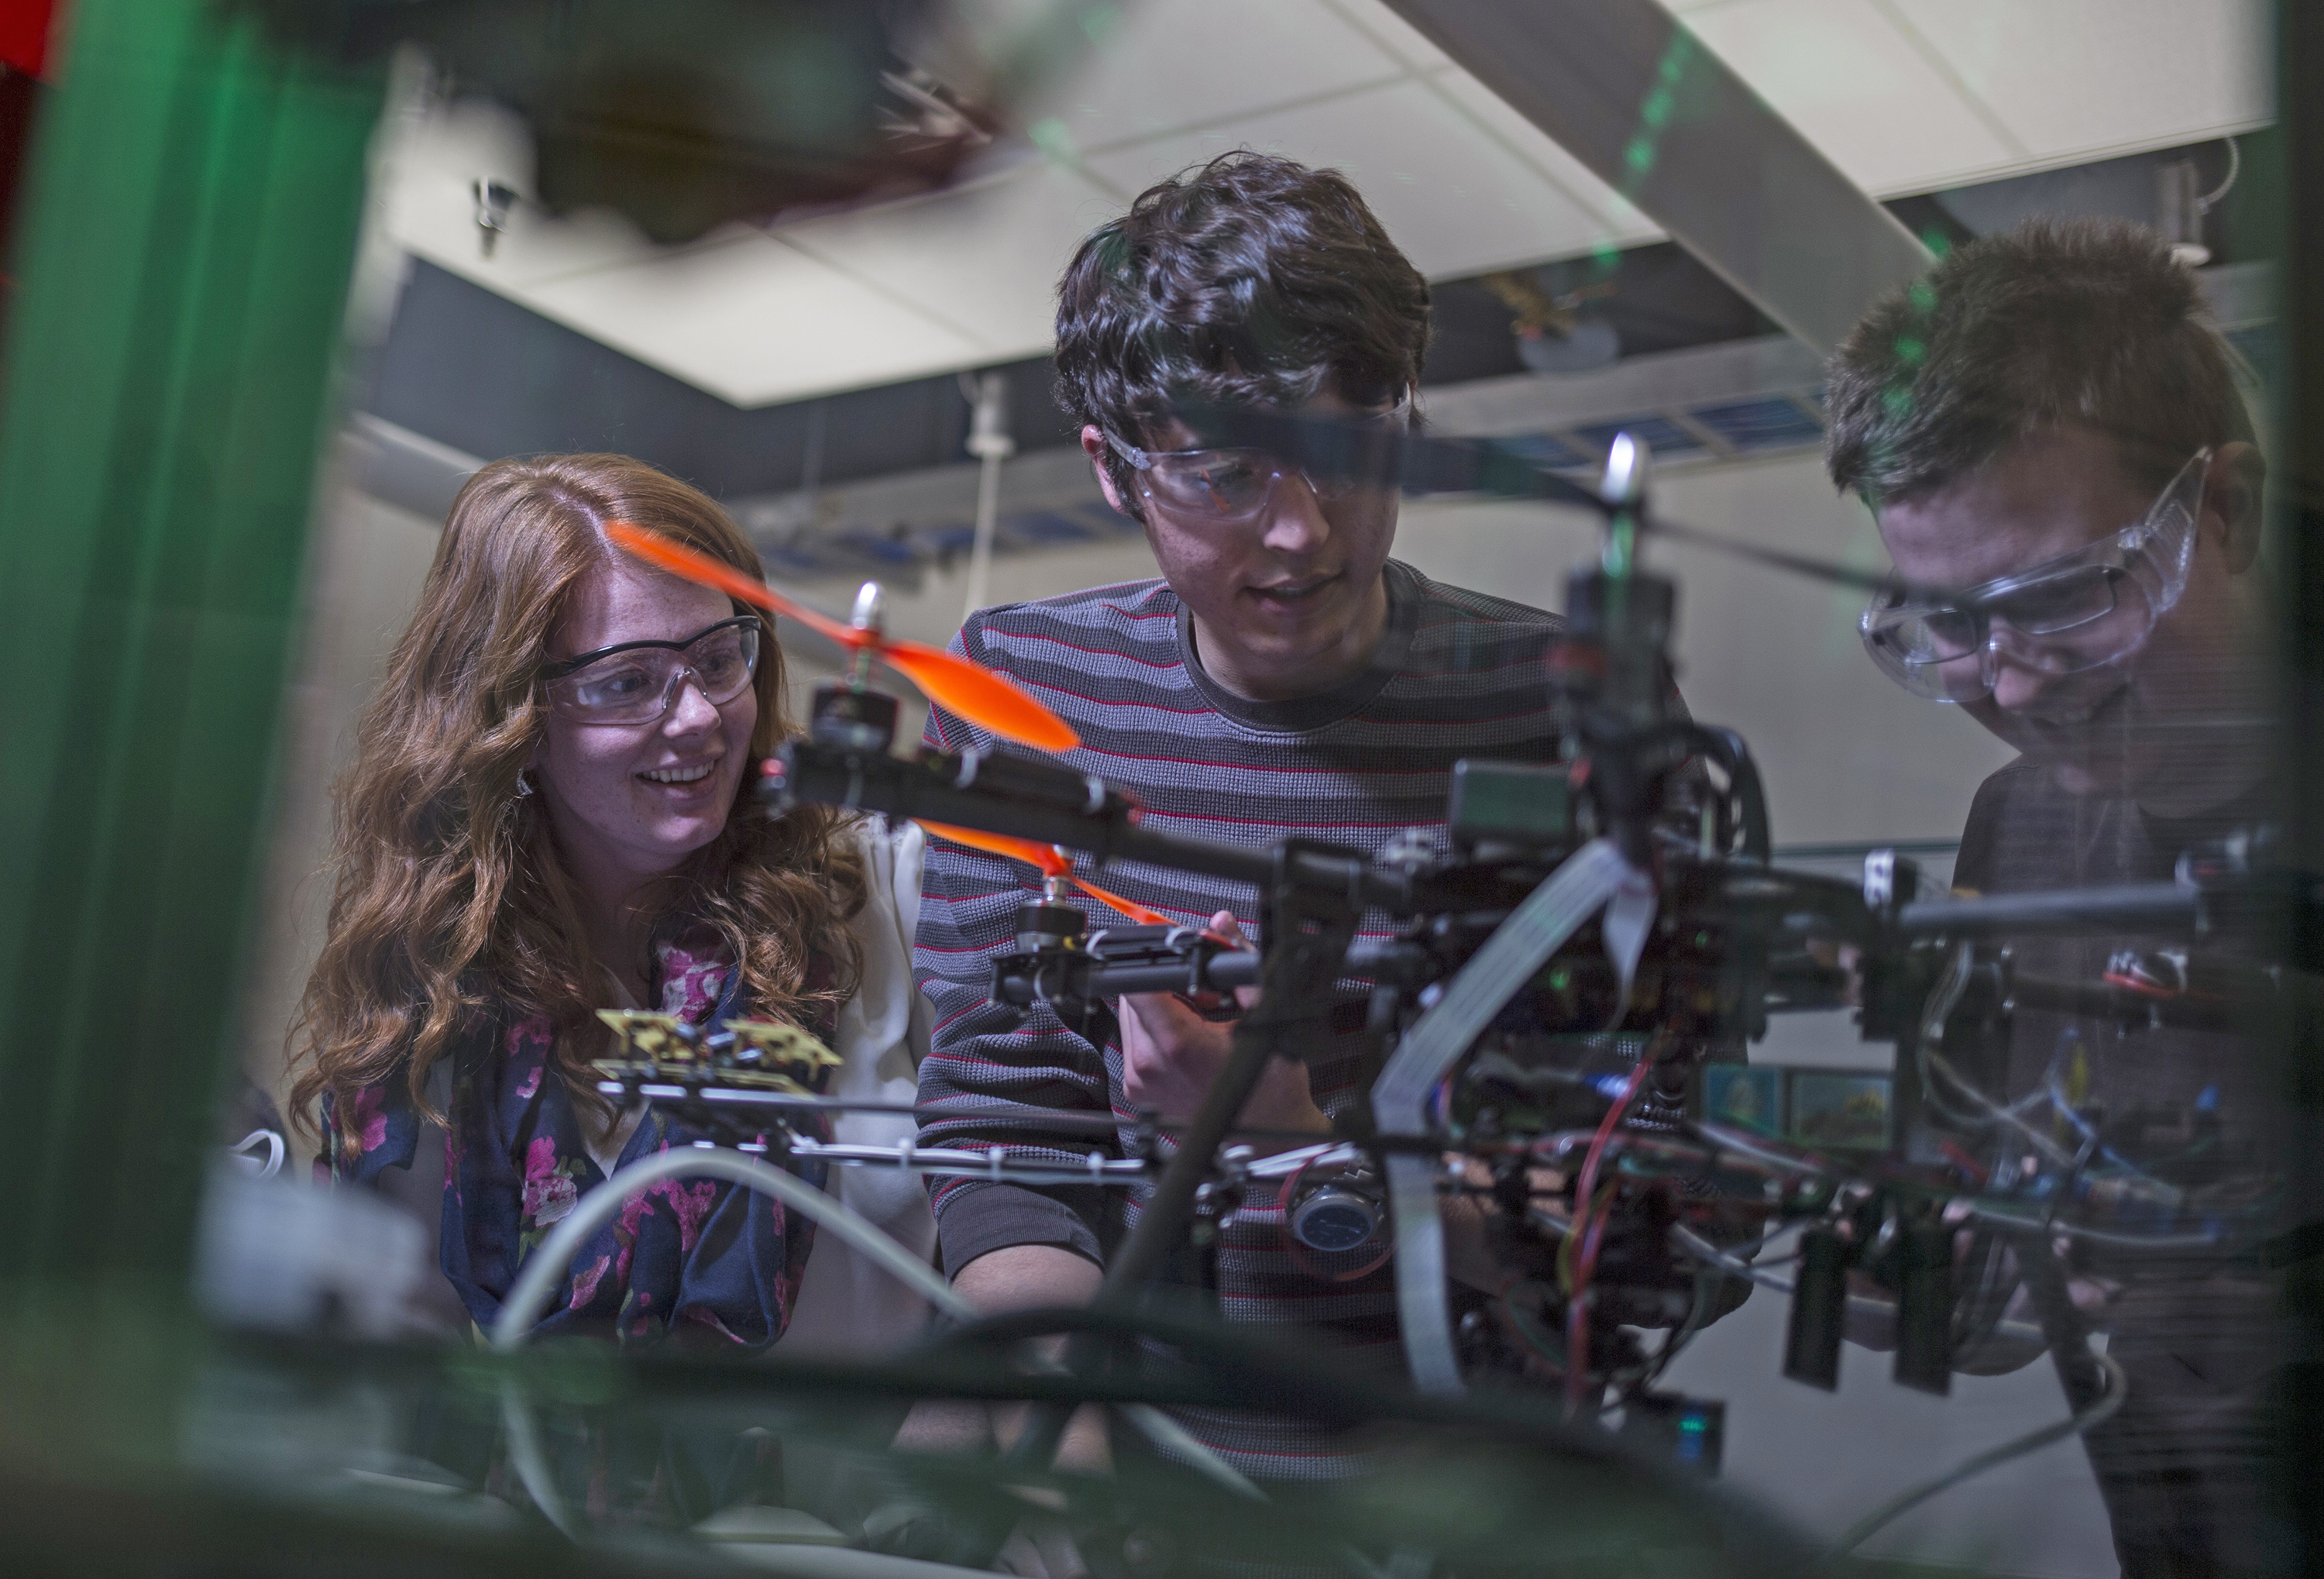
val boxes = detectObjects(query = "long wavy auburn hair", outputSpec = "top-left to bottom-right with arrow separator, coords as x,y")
288,454 -> 865,1136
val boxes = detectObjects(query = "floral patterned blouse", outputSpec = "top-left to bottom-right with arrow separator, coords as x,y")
327,929 -> 837,1350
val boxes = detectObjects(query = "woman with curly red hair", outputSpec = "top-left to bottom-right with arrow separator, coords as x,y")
289,452 -> 931,1350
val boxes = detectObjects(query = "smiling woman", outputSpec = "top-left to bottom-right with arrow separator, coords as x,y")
286,454 -> 935,1354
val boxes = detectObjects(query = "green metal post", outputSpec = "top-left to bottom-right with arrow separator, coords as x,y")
0,0 -> 384,1315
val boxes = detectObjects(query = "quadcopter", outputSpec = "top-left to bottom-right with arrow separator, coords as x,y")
598,415 -> 2293,1472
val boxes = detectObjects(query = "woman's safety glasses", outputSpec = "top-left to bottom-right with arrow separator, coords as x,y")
1860,449 -> 2209,703
541,614 -> 760,724
1104,396 -> 1411,524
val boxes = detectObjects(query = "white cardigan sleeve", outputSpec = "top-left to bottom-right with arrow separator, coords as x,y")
776,820 -> 941,1357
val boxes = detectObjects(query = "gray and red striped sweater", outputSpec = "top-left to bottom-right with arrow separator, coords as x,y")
911,559 -> 1569,1477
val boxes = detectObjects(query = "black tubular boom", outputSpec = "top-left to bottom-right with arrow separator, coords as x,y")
771,743 -> 1415,910
1893,882 -> 2201,937
775,743 -> 2263,947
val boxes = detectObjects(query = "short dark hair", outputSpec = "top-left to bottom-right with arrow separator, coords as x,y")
1053,151 -> 1430,513
1824,217 -> 2254,507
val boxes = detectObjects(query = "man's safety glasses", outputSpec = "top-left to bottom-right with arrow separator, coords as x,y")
541,615 -> 760,724
1103,396 -> 1411,525
1860,449 -> 2209,703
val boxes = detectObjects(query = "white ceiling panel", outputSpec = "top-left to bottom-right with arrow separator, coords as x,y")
772,161 -> 1121,359
1679,0 -> 2024,192
1425,69 -> 1664,248
1083,76 -> 1631,280
1322,0 -> 1458,71
519,232 -> 986,406
1044,0 -> 1406,154
1889,0 -> 2273,160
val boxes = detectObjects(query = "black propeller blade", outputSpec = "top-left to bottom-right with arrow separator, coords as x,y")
1184,405 -> 1954,604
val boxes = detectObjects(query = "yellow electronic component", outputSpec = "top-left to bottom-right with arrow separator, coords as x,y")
596,1010 -> 696,1061
724,1018 -> 842,1074
586,1012 -> 839,1097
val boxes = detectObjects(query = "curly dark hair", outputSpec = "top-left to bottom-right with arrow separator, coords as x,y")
1825,217 -> 2254,507
1054,151 -> 1430,515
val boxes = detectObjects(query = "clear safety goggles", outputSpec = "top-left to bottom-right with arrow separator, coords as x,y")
1860,449 -> 2209,703
541,614 -> 760,724
1103,395 -> 1411,524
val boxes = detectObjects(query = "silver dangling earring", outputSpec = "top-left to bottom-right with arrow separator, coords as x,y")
514,768 -> 536,799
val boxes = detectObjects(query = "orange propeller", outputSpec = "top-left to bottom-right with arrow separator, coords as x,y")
919,820 -> 1179,928
605,521 -> 1080,754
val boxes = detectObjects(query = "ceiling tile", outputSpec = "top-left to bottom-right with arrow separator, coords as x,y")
1427,70 -> 1666,248
1889,0 -> 2272,160
1083,77 -> 1636,279
772,161 -> 1121,361
515,233 -> 986,407
1322,0 -> 1457,71
1042,0 -> 1408,154
1679,0 -> 2023,192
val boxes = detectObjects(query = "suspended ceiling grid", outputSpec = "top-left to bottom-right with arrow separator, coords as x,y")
376,0 -> 2273,409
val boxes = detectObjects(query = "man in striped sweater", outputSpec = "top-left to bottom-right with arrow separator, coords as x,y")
912,153 -> 1572,1478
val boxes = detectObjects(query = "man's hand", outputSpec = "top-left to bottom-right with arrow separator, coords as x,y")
1117,910 -> 1329,1144
889,1246 -> 1108,1576
948,1244 -> 1112,1474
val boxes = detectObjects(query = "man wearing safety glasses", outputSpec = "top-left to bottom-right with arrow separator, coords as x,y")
1829,218 -> 2284,1579
909,153 -> 1576,1494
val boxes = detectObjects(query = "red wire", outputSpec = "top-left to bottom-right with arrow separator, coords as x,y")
1937,1138 -> 1991,1185
1563,1054 -> 1655,1415
1565,1194 -> 1618,1412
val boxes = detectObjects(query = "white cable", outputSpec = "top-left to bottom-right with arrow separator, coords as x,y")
493,1149 -> 961,1348
489,1147 -> 1260,1524
1827,1347 -> 2127,1558
229,1128 -> 285,1178
1371,838 -> 1638,1394
1914,942 -> 2085,1168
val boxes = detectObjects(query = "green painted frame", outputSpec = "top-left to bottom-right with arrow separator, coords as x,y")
0,0 -> 384,1310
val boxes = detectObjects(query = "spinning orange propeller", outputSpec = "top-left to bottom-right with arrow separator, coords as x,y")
917,821 -> 1178,928
606,521 -> 1080,753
